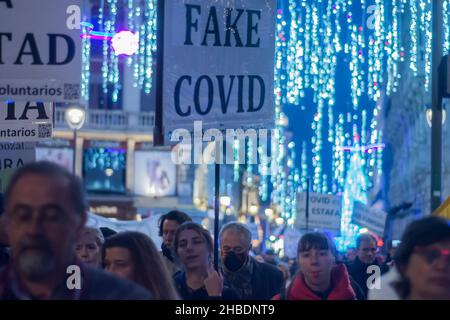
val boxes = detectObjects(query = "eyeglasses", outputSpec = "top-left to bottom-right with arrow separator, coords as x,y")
414,246 -> 450,265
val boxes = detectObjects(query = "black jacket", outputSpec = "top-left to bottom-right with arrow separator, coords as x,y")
223,259 -> 284,300
347,257 -> 389,297
174,271 -> 239,300
0,264 -> 152,300
0,245 -> 9,270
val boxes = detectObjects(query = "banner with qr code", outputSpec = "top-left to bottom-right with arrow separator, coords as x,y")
0,101 -> 53,142
0,0 -> 82,103
0,142 -> 36,192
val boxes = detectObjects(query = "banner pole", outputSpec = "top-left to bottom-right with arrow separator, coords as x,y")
306,178 -> 310,231
213,140 -> 221,271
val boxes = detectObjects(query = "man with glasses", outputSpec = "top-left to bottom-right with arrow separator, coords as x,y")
347,233 -> 388,297
370,216 -> 450,300
219,222 -> 284,300
0,161 -> 152,300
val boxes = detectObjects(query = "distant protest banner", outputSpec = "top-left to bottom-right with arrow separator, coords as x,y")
295,192 -> 342,234
283,227 -> 301,258
0,101 -> 53,142
0,0 -> 82,102
0,142 -> 35,192
352,201 -> 387,236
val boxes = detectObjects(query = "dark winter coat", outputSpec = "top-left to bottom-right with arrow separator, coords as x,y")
0,264 -> 152,300
272,264 -> 358,300
347,256 -> 389,297
223,258 -> 284,300
174,271 -> 239,300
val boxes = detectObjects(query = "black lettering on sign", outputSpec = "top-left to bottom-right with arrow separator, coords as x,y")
4,101 -> 49,120
14,33 -> 44,65
2,33 -> 75,65
184,5 -> 261,48
0,0 -> 12,8
224,8 -> 244,47
19,102 -> 50,120
248,75 -> 265,112
173,74 -> 266,116
201,6 -> 221,46
0,158 -> 24,170
48,34 -> 75,65
246,9 -> 261,47
0,33 -> 12,64
185,4 -> 201,45
217,75 -> 235,114
194,76 -> 213,115
174,75 -> 192,116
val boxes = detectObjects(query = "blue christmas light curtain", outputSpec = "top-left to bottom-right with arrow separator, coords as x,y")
81,0 -> 157,102
80,1 -> 449,249
271,0 -> 448,249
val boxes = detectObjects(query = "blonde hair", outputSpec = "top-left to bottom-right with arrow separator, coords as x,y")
80,227 -> 105,247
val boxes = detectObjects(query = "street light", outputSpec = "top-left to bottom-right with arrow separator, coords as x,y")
426,106 -> 446,127
220,196 -> 231,207
65,107 -> 86,174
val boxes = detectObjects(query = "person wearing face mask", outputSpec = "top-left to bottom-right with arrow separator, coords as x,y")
219,222 -> 284,300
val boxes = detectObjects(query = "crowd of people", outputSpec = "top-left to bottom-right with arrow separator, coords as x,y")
0,161 -> 448,300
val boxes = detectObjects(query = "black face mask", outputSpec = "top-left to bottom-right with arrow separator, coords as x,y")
223,251 -> 247,272
161,242 -> 174,262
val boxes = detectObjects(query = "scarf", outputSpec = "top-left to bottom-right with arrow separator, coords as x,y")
222,256 -> 254,299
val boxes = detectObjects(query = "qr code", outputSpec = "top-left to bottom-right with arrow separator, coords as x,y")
64,83 -> 80,100
38,123 -> 52,139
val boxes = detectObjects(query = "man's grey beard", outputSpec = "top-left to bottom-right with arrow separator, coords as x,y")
17,249 -> 56,280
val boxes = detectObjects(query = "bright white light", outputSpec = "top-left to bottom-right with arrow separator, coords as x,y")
105,168 -> 114,177
220,196 -> 231,207
426,108 -> 447,127
112,30 -> 139,56
359,228 -> 369,234
65,107 -> 86,130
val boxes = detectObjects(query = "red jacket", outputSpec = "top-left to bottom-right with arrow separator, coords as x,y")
273,264 -> 356,300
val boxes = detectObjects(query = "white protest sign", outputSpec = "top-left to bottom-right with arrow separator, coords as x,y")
86,212 -> 158,241
352,201 -> 387,236
163,0 -> 276,138
283,227 -> 301,258
295,192 -> 342,234
0,141 -> 35,192
0,0 -> 82,102
0,101 -> 53,142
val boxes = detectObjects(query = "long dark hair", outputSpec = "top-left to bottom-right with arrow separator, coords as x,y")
393,216 -> 450,299
158,210 -> 192,237
102,231 -> 179,299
